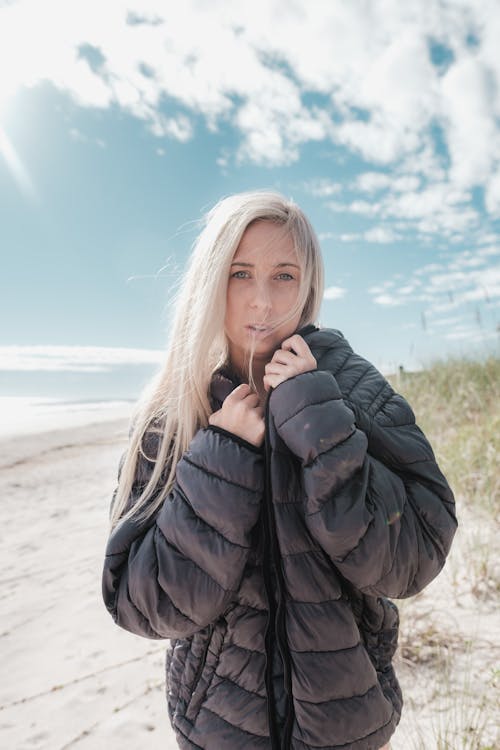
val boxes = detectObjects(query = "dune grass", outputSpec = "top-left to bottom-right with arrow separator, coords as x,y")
384,353 -> 499,749
387,354 -> 499,519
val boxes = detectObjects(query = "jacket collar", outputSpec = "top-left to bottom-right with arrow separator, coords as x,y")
209,324 -> 321,411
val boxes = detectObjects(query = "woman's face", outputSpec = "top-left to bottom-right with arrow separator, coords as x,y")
224,220 -> 303,373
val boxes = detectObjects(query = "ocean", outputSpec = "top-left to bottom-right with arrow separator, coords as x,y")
0,396 -> 134,438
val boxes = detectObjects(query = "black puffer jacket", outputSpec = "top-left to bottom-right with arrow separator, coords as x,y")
102,325 -> 457,750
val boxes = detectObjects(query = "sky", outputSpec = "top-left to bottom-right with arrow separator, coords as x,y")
0,0 -> 499,404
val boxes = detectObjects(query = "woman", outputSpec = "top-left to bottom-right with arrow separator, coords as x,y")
102,190 -> 458,750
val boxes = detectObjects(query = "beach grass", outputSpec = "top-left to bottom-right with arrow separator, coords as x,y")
388,354 -> 499,519
386,353 -> 500,749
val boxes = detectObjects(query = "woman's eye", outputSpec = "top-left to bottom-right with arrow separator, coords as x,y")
230,271 -> 294,280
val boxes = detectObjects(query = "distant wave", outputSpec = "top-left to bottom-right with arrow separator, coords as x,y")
0,397 -> 135,438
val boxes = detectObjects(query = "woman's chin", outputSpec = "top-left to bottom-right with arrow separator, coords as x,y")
245,331 -> 278,354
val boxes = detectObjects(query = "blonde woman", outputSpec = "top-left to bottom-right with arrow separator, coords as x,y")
102,190 -> 457,750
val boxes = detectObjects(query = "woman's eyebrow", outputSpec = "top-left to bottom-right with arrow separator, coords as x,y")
230,261 -> 300,268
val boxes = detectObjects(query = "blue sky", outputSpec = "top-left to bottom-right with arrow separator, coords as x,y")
1,0 -> 499,402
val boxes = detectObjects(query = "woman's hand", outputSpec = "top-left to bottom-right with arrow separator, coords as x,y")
208,383 -> 265,447
263,334 -> 317,392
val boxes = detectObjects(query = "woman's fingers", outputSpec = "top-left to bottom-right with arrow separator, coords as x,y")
263,373 -> 280,391
226,383 -> 265,407
280,334 -> 311,357
211,382 -> 265,447
270,349 -> 297,366
244,391 -> 261,407
276,335 -> 317,371
264,362 -> 285,376
228,383 -> 252,400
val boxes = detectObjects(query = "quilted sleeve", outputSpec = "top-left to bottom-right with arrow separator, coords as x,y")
102,426 -> 264,639
268,369 -> 457,599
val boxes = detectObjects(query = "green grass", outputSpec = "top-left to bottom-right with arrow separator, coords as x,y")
386,354 -> 500,519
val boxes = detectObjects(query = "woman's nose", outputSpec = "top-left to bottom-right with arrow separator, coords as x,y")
249,281 -> 272,312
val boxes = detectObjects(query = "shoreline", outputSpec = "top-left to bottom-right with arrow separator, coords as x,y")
0,416 -> 132,469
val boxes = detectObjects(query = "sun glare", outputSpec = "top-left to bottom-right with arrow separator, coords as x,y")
0,91 -> 12,122
0,122 -> 36,199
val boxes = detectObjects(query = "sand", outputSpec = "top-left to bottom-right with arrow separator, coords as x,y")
0,419 -> 498,749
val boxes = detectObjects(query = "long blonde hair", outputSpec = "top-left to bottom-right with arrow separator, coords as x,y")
109,189 -> 325,531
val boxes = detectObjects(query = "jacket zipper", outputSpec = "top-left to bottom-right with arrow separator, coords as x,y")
263,391 -> 295,750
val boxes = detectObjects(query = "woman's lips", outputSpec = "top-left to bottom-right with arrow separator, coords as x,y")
246,325 -> 271,338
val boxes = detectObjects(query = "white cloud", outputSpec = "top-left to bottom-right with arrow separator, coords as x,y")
368,248 -> 500,319
328,199 -> 382,218
303,178 -> 343,198
442,326 -> 498,342
476,244 -> 500,257
336,226 -> 402,244
440,55 -> 499,190
352,172 -> 423,195
1,0 -> 500,232
328,181 -> 480,238
323,286 -> 346,300
353,172 -> 391,193
431,315 -> 464,327
150,113 -> 193,141
368,280 -> 396,294
414,262 -> 445,275
364,226 -> 401,244
0,344 -> 164,372
372,293 -> 405,307
485,169 -> 500,217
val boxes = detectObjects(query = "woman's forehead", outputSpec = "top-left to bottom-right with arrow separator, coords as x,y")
234,221 -> 298,261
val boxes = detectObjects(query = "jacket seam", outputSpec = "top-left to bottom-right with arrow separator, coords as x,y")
294,679 -> 379,705
205,424 -> 264,455
175,487 -> 251,551
291,710 -> 395,748
214,670 -> 267,699
302,426 -> 357,469
281,547 -> 318,557
155,522 -> 235,594
288,594 -> 343,604
357,511 -> 406,590
228,640 -> 266,656
304,458 -> 363,516
359,487 -> 413,592
275,394 -> 341,431
375,388 -> 395,413
172,724 -> 205,749
117,549 -> 178,638
367,381 -> 391,413
200,705 -> 268,739
390,457 -> 435,467
343,362 -> 371,399
230,601 -> 267,613
289,640 -> 361,655
332,349 -> 353,377
152,527 -> 204,627
182,454 -> 263,496
116,592 -> 165,639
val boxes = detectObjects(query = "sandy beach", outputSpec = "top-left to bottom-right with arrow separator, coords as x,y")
0,417 -> 498,749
